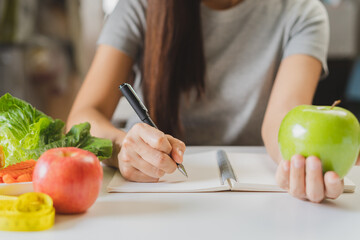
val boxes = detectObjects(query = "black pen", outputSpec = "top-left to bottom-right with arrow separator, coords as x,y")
119,83 -> 188,177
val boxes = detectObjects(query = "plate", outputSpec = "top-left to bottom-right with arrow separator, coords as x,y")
0,182 -> 34,196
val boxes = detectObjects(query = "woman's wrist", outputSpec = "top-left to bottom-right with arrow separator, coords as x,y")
105,129 -> 126,168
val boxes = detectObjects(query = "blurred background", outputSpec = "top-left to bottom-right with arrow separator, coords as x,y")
0,0 -> 359,125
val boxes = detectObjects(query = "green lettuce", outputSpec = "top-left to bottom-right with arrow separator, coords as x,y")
0,93 -> 112,167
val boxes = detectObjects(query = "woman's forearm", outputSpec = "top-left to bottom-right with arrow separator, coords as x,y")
261,113 -> 285,164
262,55 -> 322,164
66,46 -> 134,167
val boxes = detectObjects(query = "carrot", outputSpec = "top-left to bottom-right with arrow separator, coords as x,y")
0,159 -> 36,171
3,174 -> 17,184
0,167 -> 34,178
17,173 -> 32,183
0,160 -> 36,184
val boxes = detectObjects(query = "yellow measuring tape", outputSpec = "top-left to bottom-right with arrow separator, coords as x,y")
0,192 -> 55,231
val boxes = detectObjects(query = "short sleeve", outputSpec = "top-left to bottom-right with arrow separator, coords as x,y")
97,0 -> 147,60
282,0 -> 330,77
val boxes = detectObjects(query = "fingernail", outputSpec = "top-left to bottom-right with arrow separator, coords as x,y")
282,160 -> 290,171
327,172 -> 340,184
177,148 -> 183,157
292,157 -> 304,169
307,157 -> 321,171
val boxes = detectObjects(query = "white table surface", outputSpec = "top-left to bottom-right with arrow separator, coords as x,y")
1,146 -> 359,240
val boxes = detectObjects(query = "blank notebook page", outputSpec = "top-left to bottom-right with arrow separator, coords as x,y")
107,151 -> 229,193
227,153 -> 282,191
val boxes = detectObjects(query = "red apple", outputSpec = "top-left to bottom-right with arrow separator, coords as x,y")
33,147 -> 103,214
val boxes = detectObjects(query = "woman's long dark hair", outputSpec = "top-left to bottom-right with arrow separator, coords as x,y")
142,0 -> 205,137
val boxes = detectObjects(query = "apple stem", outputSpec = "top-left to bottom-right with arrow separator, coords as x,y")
330,100 -> 341,110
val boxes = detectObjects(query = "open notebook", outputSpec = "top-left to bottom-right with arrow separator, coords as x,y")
107,150 -> 356,193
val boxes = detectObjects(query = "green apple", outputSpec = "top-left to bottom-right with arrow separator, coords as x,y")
278,104 -> 360,178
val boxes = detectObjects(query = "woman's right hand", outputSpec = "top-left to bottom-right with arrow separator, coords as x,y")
117,123 -> 186,182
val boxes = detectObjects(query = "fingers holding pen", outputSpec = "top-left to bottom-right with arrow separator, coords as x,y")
133,123 -> 172,154
166,134 -> 186,164
118,123 -> 179,182
135,140 -> 177,174
120,148 -> 165,179
133,123 -> 185,170
122,130 -> 177,174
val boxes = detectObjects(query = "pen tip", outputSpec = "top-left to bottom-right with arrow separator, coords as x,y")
177,164 -> 188,178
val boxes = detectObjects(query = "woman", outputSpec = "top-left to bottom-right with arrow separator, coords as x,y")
67,0 -> 359,203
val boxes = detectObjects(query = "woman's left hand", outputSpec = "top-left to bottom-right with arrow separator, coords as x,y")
276,154 -> 345,203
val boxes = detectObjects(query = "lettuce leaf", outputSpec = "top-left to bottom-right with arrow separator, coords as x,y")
64,122 -> 113,160
24,122 -> 113,161
78,136 -> 114,160
0,93 -> 113,167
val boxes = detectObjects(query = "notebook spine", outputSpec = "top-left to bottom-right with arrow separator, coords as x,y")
216,150 -> 237,185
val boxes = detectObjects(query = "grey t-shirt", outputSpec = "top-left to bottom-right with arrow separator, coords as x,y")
98,0 -> 329,146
